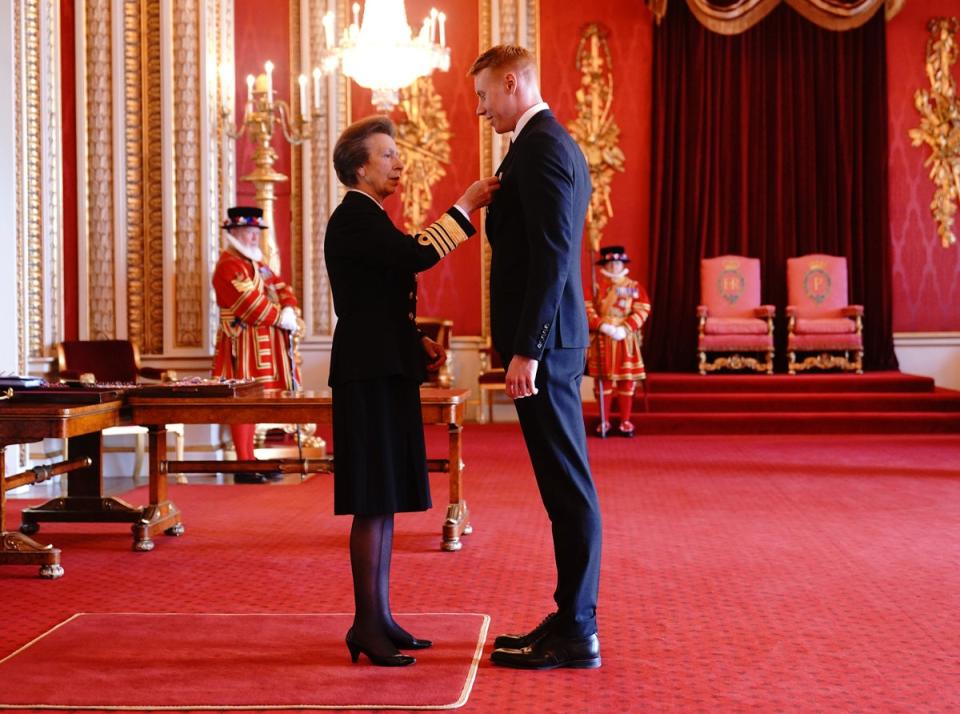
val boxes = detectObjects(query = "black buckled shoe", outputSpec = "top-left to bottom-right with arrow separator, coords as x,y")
234,472 -> 268,484
490,631 -> 601,670
492,612 -> 557,650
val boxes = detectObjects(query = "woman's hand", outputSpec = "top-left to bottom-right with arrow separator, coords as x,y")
422,336 -> 447,372
456,176 -> 501,213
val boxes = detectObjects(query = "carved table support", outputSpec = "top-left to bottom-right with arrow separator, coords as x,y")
0,447 -> 63,578
441,420 -> 471,551
131,425 -> 182,551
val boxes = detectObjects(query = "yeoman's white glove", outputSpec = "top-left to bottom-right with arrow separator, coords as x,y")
278,306 -> 298,331
599,323 -> 617,338
612,326 -> 628,341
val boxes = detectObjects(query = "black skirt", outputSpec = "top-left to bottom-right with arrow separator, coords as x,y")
331,376 -> 431,516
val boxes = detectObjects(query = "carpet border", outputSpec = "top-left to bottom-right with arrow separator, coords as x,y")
0,611 -> 491,711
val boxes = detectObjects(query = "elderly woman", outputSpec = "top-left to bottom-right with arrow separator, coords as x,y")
325,115 -> 498,667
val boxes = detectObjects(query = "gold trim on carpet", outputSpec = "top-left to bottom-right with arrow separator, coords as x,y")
0,612 -> 491,711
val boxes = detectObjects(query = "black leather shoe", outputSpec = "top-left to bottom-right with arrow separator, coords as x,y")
261,471 -> 285,481
490,631 -> 601,670
493,612 -> 557,650
234,472 -> 268,484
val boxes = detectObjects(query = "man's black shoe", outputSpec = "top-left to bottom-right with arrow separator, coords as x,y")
492,612 -> 557,650
234,472 -> 268,484
490,631 -> 601,670
262,471 -> 285,481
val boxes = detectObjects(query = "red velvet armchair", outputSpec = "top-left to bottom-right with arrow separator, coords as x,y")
697,255 -> 775,375
786,254 -> 863,374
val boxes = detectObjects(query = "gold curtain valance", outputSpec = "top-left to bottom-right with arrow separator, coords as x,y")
646,0 -> 906,33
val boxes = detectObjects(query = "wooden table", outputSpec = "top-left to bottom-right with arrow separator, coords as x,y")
0,400 -> 123,578
125,387 -> 472,552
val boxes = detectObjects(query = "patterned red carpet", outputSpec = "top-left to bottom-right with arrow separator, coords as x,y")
2,425 -> 959,712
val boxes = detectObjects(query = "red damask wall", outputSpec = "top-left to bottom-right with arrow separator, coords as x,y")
61,0 -> 78,340
234,0 -> 294,282
887,0 -> 960,332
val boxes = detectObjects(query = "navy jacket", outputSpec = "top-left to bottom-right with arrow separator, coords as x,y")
484,109 -> 592,360
324,191 -> 474,385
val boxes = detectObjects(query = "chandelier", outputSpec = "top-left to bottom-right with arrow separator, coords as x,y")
322,1 -> 451,111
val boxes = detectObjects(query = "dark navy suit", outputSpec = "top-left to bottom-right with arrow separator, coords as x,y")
486,109 -> 602,638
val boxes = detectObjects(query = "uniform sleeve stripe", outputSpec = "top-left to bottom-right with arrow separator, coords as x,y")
428,225 -> 456,254
432,222 -> 457,252
418,228 -> 447,258
434,214 -> 467,247
415,213 -> 469,259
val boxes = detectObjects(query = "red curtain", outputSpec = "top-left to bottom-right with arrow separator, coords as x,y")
645,1 -> 898,372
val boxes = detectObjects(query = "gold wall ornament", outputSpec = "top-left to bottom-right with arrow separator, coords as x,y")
395,77 -> 452,234
910,17 -> 960,249
567,24 -> 625,253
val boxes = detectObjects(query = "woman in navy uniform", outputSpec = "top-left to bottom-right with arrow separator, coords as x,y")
325,115 -> 498,666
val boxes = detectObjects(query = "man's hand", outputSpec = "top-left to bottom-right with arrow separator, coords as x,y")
506,355 -> 539,399
456,176 -> 501,213
278,306 -> 298,331
422,336 -> 446,372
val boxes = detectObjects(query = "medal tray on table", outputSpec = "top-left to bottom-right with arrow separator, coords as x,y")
133,379 -> 264,398
3,386 -> 127,404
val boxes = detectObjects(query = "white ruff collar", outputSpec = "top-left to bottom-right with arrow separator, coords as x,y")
226,234 -> 264,263
600,267 -> 629,281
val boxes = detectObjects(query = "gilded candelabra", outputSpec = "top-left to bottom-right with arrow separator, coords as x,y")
222,68 -> 322,274
221,66 -> 325,457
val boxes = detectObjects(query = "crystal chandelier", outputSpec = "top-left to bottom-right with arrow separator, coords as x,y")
323,1 -> 451,111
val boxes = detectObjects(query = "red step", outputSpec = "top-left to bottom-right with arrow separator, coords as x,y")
583,371 -> 960,434
585,411 -> 960,436
642,371 -> 935,394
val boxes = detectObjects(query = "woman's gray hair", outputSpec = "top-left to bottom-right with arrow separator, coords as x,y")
333,115 -> 397,187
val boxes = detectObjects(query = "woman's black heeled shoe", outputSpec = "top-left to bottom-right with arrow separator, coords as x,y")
390,634 -> 432,650
345,631 -> 416,666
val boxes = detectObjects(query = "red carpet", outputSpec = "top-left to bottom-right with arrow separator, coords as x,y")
2,425 -> 959,712
585,370 -> 960,434
0,612 -> 487,710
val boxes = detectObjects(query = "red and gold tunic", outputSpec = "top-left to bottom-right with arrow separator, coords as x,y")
211,249 -> 299,389
586,275 -> 651,382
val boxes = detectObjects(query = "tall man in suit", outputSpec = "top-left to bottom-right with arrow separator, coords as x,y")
470,45 -> 602,670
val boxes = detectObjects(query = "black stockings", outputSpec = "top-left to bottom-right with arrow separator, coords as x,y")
349,514 -> 415,655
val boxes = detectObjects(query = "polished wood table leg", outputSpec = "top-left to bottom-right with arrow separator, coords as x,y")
132,425 -> 182,552
442,420 -> 470,551
19,431 -> 142,537
0,447 -> 63,578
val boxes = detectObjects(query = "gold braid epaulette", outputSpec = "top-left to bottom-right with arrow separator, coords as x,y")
416,213 -> 468,258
